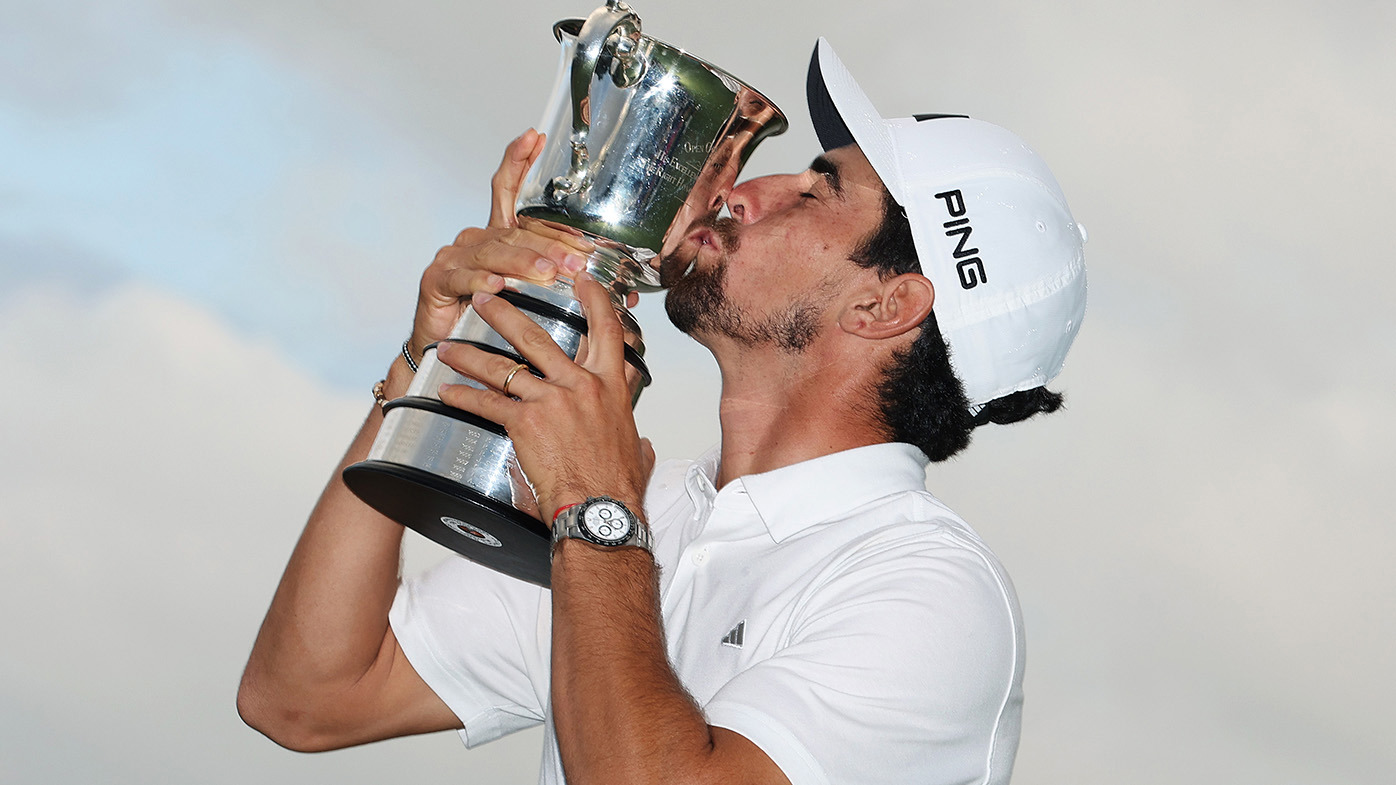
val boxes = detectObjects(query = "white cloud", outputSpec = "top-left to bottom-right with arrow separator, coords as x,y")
0,283 -> 543,783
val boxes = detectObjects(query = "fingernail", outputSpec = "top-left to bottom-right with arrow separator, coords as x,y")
486,274 -> 505,289
563,254 -> 587,273
535,258 -> 555,274
438,383 -> 451,396
474,292 -> 495,305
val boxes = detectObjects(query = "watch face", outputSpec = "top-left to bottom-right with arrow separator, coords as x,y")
580,500 -> 633,546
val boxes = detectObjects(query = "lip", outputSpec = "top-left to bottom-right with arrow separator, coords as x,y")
686,225 -> 721,252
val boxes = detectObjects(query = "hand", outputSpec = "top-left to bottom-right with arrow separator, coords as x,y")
434,274 -> 655,522
407,129 -> 597,361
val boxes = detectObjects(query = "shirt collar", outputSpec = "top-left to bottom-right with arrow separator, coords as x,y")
685,443 -> 931,543
683,446 -> 722,517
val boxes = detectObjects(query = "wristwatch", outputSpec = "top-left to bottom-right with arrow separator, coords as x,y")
551,496 -> 653,555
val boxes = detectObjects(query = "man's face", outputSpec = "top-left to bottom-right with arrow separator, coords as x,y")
663,144 -> 888,353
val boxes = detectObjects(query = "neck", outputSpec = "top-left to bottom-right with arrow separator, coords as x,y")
708,339 -> 889,488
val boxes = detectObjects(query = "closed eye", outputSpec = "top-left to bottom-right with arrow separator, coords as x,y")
808,155 -> 845,200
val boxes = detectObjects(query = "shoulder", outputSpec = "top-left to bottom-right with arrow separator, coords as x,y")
794,493 -> 1024,688
819,484 -> 998,563
801,489 -> 1020,628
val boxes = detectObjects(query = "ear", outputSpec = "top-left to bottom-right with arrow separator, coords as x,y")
838,273 -> 935,340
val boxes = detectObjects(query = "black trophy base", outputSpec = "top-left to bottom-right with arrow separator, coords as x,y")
342,459 -> 552,587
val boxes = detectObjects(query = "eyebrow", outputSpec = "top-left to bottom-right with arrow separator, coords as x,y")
810,155 -> 845,200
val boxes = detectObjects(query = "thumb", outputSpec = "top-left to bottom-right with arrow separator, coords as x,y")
488,129 -> 546,228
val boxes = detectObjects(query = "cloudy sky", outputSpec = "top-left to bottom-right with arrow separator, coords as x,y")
2,0 -> 1392,782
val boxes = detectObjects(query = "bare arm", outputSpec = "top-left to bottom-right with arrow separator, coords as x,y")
237,356 -> 457,751
436,279 -> 791,785
550,542 -> 791,785
237,130 -> 595,751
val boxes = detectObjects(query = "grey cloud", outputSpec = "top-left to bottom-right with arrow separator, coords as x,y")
4,0 -> 1394,783
0,2 -> 176,119
0,233 -> 130,299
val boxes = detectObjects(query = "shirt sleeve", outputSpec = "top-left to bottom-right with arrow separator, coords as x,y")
702,529 -> 1024,785
389,554 -> 552,748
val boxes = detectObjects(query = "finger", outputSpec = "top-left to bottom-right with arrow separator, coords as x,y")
435,341 -> 544,400
517,216 -> 595,261
468,292 -> 575,378
444,229 -> 587,284
457,222 -> 590,270
488,129 -> 544,229
429,263 -> 506,302
625,291 -> 639,309
437,378 -> 521,425
573,273 -> 626,374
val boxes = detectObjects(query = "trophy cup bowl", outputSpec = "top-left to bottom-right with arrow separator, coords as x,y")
343,1 -> 787,587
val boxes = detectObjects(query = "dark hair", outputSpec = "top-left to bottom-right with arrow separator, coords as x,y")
850,191 -> 1065,461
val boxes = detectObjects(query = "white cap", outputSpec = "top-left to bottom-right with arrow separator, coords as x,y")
807,38 -> 1088,406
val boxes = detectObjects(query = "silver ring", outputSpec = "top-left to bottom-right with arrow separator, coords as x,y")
501,363 -> 528,397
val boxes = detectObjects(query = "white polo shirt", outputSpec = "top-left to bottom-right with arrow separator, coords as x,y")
390,442 -> 1025,785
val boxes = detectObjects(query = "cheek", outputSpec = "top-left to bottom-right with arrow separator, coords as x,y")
727,219 -> 831,293
745,222 -> 805,264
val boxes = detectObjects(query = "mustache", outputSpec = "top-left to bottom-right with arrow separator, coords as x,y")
694,213 -> 742,253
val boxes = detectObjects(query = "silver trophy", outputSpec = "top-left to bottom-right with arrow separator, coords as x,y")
343,2 -> 787,586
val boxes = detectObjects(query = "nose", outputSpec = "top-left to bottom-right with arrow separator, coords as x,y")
727,174 -> 803,224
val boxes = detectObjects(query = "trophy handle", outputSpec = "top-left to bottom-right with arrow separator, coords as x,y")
552,1 -> 643,197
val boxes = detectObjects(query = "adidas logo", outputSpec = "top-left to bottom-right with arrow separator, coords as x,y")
721,620 -> 746,649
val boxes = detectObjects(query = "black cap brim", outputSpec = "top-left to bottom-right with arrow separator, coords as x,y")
807,43 -> 855,152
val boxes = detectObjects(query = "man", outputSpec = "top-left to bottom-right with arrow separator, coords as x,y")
239,40 -> 1086,785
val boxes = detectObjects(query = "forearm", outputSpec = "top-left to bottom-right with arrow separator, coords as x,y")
239,358 -> 415,737
239,129 -> 599,748
551,539 -> 718,785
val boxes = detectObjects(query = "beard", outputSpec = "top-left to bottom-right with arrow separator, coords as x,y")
663,217 -> 822,353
